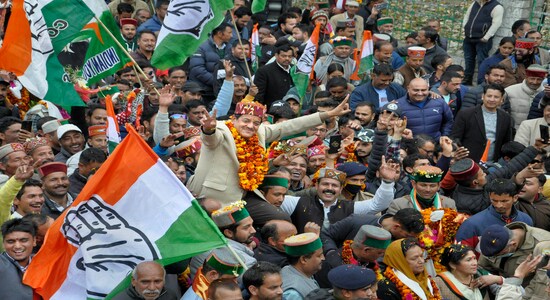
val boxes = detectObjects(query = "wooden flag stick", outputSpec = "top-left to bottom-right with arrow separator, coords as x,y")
93,16 -> 159,94
229,13 -> 254,80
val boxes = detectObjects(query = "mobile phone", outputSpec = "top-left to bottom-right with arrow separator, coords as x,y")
21,120 -> 33,132
540,125 -> 549,144
175,134 -> 187,144
328,135 -> 342,154
538,255 -> 550,269
376,2 -> 388,10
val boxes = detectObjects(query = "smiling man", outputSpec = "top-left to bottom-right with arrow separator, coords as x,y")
245,175 -> 291,229
38,162 -> 76,220
11,180 -> 44,219
0,218 -> 36,299
54,124 -> 85,164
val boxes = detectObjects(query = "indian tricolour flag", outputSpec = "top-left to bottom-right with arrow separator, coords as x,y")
151,0 -> 234,69
23,125 -> 228,300
358,31 -> 374,75
250,24 -> 260,72
105,91 -> 121,153
0,0 -> 89,107
290,23 -> 321,100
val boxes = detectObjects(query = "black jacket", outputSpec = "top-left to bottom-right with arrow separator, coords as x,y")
290,196 -> 354,233
462,82 -> 511,113
41,192 -> 77,220
253,243 -> 288,268
244,190 -> 291,230
254,62 -> 294,108
451,105 -> 513,163
0,252 -> 33,300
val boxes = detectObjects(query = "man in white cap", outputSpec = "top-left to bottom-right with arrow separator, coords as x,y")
54,124 -> 85,163
37,117 -> 62,155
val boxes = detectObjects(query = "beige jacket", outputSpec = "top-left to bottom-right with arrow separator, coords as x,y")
515,117 -> 548,147
329,13 -> 364,45
187,113 -> 324,205
505,80 -> 543,130
386,194 -> 457,215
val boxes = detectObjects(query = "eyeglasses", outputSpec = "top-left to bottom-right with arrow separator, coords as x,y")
170,114 -> 187,120
420,147 -> 434,155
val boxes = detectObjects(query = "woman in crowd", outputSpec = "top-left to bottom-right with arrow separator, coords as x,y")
477,37 -> 515,84
378,238 -> 442,299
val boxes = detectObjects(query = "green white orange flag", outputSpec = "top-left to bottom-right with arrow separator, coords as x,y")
151,0 -> 234,69
357,30 -> 374,75
23,125 -> 227,300
251,0 -> 267,13
74,0 -> 133,84
290,23 -> 321,100
105,91 -> 121,153
0,0 -> 88,107
250,24 -> 260,72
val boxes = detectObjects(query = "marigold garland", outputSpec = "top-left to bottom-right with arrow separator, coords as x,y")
383,266 -> 442,300
226,121 -> 268,191
341,240 -> 384,281
418,207 -> 462,273
344,142 -> 357,162
6,88 -> 31,118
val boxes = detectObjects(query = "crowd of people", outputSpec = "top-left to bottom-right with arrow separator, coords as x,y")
3,0 -> 550,299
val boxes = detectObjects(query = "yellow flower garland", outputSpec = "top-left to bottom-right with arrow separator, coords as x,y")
418,207 -> 461,273
226,121 -> 268,191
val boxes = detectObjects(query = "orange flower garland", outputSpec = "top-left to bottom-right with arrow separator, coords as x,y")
6,88 -> 31,118
344,142 -> 357,162
226,121 -> 268,191
383,267 -> 442,300
418,207 -> 461,273
341,240 -> 384,281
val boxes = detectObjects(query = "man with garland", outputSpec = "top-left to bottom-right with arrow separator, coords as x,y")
316,225 -> 391,288
182,248 -> 245,300
282,164 -> 398,232
189,201 -> 256,279
187,93 -> 351,206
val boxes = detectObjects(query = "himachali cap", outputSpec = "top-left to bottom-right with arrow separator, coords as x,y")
235,98 -> 267,118
337,162 -> 368,177
450,158 -> 480,182
0,143 -> 25,160
42,119 -> 63,134
515,38 -> 536,49
174,137 -> 202,158
307,144 -> 326,159
480,225 -> 512,257
331,36 -> 353,47
182,126 -> 201,139
408,46 -> 427,58
373,33 -> 391,42
328,265 -> 377,290
284,232 -> 323,257
315,1 -> 330,9
311,9 -> 329,21
57,124 -> 82,140
211,200 -> 250,228
377,17 -> 393,27
381,102 -> 402,118
336,20 -> 356,28
525,64 -> 549,78
38,162 -> 67,178
23,137 -> 49,155
353,225 -> 392,249
355,128 -> 375,143
410,165 -> 443,182
345,0 -> 360,7
119,18 -> 138,28
205,248 -> 245,276
318,167 -> 347,184
88,125 -> 107,137
259,175 -> 289,189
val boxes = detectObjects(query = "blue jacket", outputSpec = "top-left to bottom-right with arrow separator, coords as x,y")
189,38 -> 231,92
396,95 -> 454,139
477,53 -> 506,84
137,15 -> 162,33
456,205 -> 533,245
349,82 -> 406,110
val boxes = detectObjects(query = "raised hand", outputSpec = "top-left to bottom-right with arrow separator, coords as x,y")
160,132 -> 184,148
200,108 -> 217,134
248,84 -> 258,97
223,60 -> 235,80
379,155 -> 400,182
14,165 -> 34,182
158,84 -> 176,109
326,95 -> 351,118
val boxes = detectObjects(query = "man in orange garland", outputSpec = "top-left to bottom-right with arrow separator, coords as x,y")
186,93 -> 351,205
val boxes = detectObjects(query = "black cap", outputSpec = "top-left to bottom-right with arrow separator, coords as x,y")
183,81 -> 205,93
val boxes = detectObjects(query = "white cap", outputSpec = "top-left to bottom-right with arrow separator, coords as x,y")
57,124 -> 82,140
373,33 -> 391,41
42,119 -> 62,134
346,0 -> 359,6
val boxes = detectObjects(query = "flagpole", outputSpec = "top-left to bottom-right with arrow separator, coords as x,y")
93,16 -> 159,94
226,244 -> 249,271
229,13 -> 253,80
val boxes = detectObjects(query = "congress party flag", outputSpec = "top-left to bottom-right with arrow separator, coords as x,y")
152,0 -> 234,69
251,0 -> 267,13
358,30 -> 374,75
250,24 -> 261,72
0,0 -> 88,107
23,125 -> 227,300
291,23 -> 321,100
104,89 -> 121,153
